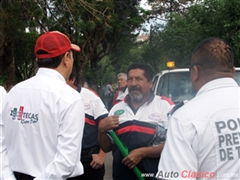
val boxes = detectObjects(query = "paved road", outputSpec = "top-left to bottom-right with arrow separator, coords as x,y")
104,152 -> 113,180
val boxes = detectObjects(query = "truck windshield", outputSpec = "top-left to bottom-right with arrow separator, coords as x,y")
156,71 -> 195,104
156,70 -> 240,104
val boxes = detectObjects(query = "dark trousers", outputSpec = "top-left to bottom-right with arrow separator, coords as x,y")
67,146 -> 105,180
14,146 -> 105,180
67,163 -> 105,180
14,172 -> 35,180
14,164 -> 105,180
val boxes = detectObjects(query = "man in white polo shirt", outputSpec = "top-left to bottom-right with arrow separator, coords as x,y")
99,63 -> 174,180
112,73 -> 128,106
0,31 -> 85,180
66,71 -> 108,180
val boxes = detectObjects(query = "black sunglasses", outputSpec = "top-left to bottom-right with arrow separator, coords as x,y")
189,63 -> 203,71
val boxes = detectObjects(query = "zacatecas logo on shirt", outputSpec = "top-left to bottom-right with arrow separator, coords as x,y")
10,106 -> 39,124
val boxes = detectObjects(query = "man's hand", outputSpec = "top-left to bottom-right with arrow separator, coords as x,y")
122,148 -> 144,169
98,115 -> 119,153
98,115 -> 119,133
122,144 -> 165,169
90,150 -> 106,169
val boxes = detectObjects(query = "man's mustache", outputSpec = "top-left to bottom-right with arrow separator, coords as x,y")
129,86 -> 141,92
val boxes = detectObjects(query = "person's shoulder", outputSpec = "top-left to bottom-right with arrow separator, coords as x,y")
0,86 -> 6,93
54,83 -> 83,104
167,101 -> 186,117
0,86 -> 7,98
66,84 -> 82,95
110,101 -> 126,115
111,99 -> 126,108
89,89 -> 100,96
6,77 -> 35,93
153,95 -> 174,106
169,98 -> 202,124
160,95 -> 174,106
80,88 -> 104,105
81,87 -> 99,97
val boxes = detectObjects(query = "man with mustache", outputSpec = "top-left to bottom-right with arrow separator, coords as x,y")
98,63 -> 174,180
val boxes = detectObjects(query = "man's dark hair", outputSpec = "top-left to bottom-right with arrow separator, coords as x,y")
68,70 -> 79,87
36,50 -> 65,68
69,71 -> 76,81
127,63 -> 154,81
192,37 -> 234,72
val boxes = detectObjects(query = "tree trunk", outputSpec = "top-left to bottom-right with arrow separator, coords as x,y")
0,36 -> 15,90
78,55 -> 89,86
4,38 -> 15,91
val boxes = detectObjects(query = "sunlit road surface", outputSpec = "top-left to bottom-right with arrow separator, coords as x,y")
104,152 -> 113,180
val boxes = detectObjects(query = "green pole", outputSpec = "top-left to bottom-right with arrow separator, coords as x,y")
108,130 -> 145,180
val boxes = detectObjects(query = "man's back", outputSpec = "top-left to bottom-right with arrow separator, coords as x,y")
105,84 -> 112,95
160,78 -> 240,179
3,68 -> 84,178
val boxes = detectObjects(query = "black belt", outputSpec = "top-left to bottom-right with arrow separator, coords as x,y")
14,172 -> 35,180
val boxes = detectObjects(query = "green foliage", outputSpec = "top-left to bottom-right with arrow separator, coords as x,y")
108,36 -> 144,74
149,0 -> 240,69
0,0 -> 47,86
141,40 -> 166,72
0,0 -> 147,86
14,32 -> 39,82
2,0 -> 240,87
92,57 -> 117,86
147,0 -> 195,20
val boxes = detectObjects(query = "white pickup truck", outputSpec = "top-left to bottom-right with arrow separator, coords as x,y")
152,67 -> 240,104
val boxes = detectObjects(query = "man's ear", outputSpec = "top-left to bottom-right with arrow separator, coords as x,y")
62,51 -> 70,67
232,67 -> 236,74
191,66 -> 200,83
149,80 -> 153,89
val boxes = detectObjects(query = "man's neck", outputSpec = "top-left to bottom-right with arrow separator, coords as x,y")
129,93 -> 152,110
119,86 -> 127,92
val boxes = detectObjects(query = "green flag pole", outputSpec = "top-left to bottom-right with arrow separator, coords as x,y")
108,130 -> 145,180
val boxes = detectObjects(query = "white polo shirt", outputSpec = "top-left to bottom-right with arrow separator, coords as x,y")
109,94 -> 173,180
116,87 -> 128,101
157,78 -> 240,180
1,68 -> 85,180
79,87 -> 108,149
0,86 -> 6,100
0,86 -> 7,179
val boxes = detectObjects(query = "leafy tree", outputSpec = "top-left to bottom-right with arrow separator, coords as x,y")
36,0 -> 147,85
149,0 -> 240,68
147,0 -> 195,21
0,0 -> 147,88
141,25 -> 169,73
0,1 -> 42,89
14,32 -> 39,82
